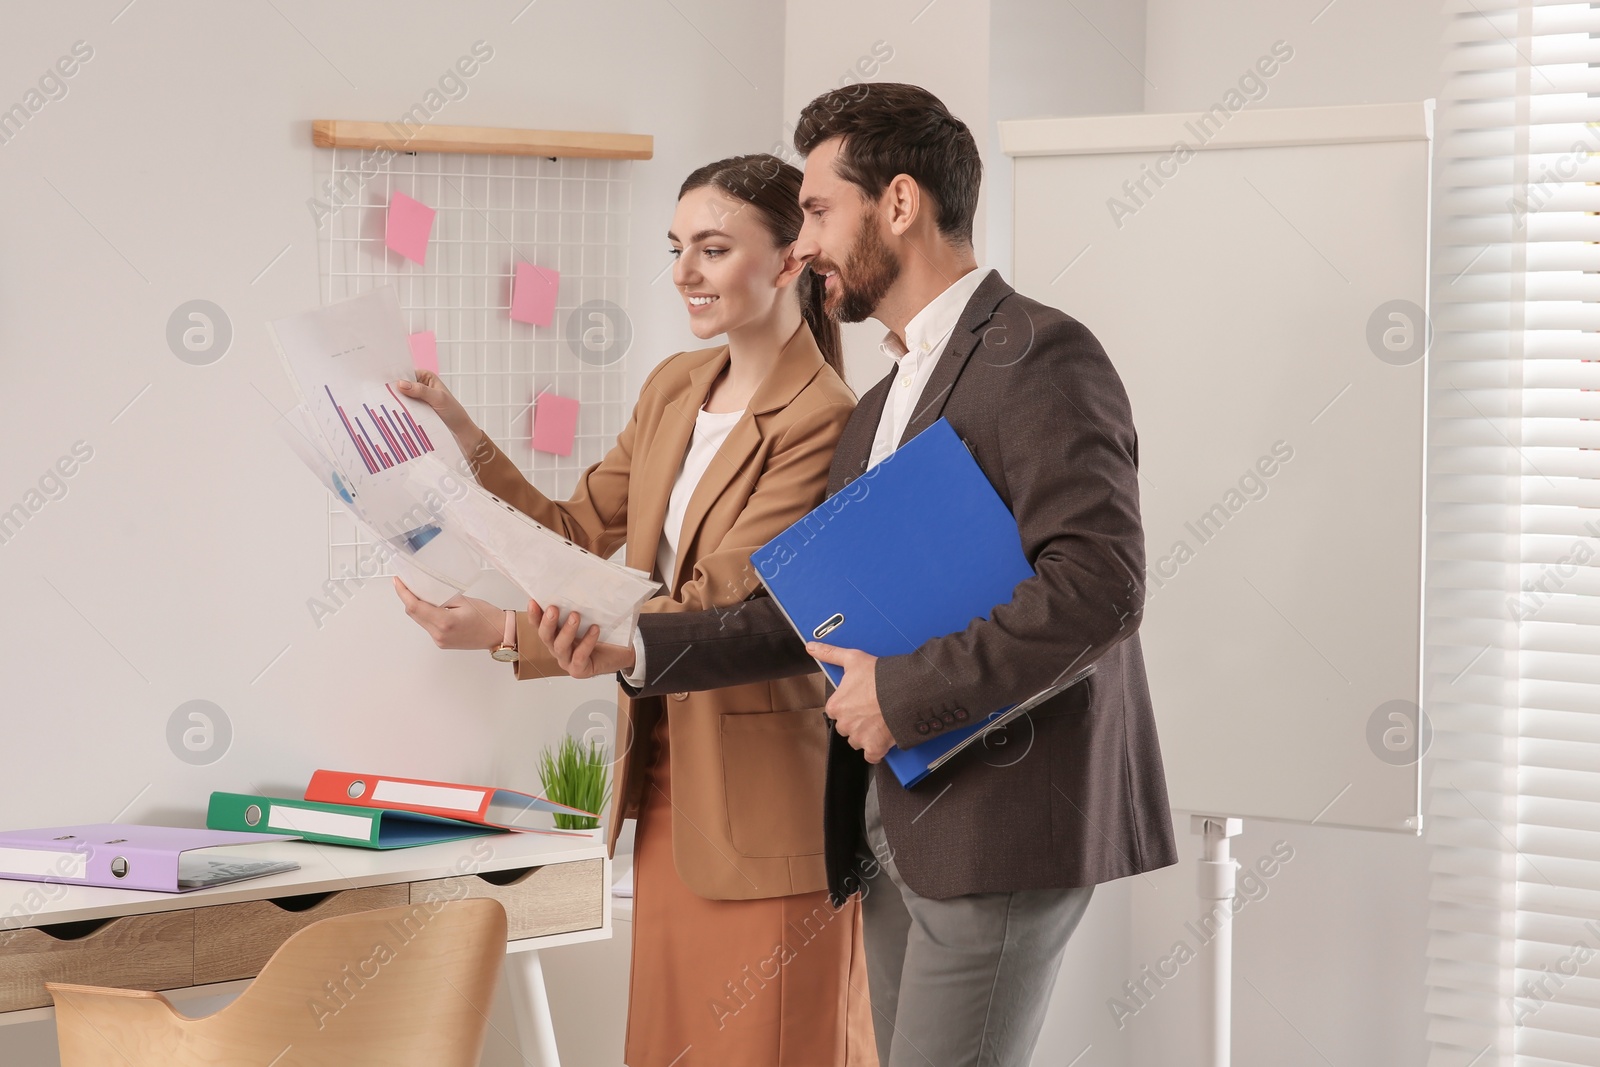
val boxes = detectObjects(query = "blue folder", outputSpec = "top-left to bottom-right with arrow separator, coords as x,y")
750,418 -> 1094,787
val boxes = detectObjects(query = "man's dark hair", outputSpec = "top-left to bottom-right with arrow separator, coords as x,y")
793,82 -> 981,246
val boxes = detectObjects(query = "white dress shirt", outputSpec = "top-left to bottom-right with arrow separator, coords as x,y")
625,266 -> 994,686
867,266 -> 992,470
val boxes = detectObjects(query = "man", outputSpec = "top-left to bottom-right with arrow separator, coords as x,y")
534,83 -> 1178,1066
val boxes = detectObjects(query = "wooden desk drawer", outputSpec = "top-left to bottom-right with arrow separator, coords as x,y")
411,858 -> 603,940
193,884 -> 409,984
0,911 -> 193,1012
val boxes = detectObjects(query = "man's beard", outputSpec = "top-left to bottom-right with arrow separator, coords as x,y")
818,218 -> 901,324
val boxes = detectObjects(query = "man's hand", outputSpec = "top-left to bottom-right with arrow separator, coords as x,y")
394,579 -> 504,650
807,641 -> 894,763
530,599 -> 637,680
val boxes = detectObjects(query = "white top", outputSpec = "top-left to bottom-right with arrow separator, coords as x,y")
625,405 -> 743,686
867,266 -> 993,470
655,404 -> 746,593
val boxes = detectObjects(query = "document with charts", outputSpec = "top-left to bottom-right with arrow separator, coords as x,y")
270,286 -> 660,637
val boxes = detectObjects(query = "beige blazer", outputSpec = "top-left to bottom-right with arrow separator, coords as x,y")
466,323 -> 855,900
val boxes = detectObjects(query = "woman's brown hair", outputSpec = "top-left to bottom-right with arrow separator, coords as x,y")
677,154 -> 845,377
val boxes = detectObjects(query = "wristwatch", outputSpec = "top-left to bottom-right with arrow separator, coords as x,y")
490,610 -> 519,663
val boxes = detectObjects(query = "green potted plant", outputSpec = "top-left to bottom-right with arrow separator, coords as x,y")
537,734 -> 610,832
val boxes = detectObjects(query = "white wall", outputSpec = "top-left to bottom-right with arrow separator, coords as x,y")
1144,0 -> 1448,113
987,0 -> 1145,278
782,0 -> 991,396
0,1 -> 783,1063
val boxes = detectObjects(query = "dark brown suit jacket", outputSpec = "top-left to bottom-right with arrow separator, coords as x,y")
623,272 -> 1178,902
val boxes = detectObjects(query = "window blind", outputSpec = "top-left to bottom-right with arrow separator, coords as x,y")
1429,3 -> 1600,1065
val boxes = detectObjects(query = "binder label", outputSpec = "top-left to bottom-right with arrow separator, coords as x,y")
0,847 -> 86,880
267,806 -> 373,840
372,781 -> 486,812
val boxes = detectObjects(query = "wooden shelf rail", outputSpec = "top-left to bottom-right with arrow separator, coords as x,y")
312,120 -> 653,160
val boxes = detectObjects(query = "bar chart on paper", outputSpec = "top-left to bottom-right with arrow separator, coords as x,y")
270,285 -> 464,495
325,382 -> 438,474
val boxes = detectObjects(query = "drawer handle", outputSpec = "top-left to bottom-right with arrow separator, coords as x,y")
267,891 -> 336,913
37,918 -> 116,942
476,866 -> 542,887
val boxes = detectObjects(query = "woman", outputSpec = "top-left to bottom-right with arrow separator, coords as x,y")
394,155 -> 874,1066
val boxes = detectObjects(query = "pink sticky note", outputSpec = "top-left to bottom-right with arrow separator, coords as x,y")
531,392 -> 580,456
511,261 -> 560,326
408,330 -> 437,374
386,191 -> 435,265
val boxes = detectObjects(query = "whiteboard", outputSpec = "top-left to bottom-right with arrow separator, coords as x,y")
1002,102 -> 1432,832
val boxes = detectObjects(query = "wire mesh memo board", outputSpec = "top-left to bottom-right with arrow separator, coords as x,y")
311,122 -> 648,583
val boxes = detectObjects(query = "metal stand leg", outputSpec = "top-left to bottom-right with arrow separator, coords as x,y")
1194,815 -> 1242,1067
504,948 -> 562,1067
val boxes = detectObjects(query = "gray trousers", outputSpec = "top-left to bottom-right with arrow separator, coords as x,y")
858,778 -> 1094,1067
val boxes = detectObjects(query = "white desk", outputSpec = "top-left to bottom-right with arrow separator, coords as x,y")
0,832 -> 611,1067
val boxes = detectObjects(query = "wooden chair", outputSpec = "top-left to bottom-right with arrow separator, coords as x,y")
47,897 -> 508,1067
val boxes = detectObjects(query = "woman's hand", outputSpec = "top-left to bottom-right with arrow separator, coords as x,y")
395,371 -> 480,444
395,579 -> 506,650
529,599 -> 637,679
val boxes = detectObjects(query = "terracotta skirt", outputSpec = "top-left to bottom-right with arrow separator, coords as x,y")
624,712 -> 877,1067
